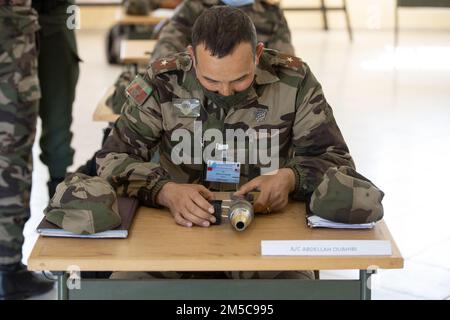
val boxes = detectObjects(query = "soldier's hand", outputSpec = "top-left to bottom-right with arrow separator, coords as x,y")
234,168 -> 296,213
156,182 -> 216,228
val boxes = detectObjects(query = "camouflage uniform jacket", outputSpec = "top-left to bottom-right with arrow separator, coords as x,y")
96,49 -> 355,207
150,0 -> 295,62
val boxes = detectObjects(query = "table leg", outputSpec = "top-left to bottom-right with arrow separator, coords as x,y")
57,273 -> 69,300
343,0 -> 353,41
320,0 -> 329,30
359,269 -> 376,300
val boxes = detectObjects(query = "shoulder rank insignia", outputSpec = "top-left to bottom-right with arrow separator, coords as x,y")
151,57 -> 178,74
148,53 -> 193,78
125,75 -> 153,106
276,53 -> 303,71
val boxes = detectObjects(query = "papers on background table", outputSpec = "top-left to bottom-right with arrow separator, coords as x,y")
151,9 -> 174,18
307,215 -> 375,229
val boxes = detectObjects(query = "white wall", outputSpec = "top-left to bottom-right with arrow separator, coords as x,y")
281,0 -> 450,30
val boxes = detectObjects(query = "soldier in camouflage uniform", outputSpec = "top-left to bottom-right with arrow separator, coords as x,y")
97,6 -> 354,280
125,0 -> 151,15
125,0 -> 181,15
150,0 -> 295,62
0,0 -> 53,299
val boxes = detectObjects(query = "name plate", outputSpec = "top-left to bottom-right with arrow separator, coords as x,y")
261,240 -> 392,256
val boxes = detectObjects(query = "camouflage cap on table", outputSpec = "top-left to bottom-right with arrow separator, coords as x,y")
309,166 -> 384,224
44,173 -> 122,234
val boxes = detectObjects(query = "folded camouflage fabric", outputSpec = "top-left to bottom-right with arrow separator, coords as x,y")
125,0 -> 150,15
44,173 -> 121,235
309,166 -> 384,224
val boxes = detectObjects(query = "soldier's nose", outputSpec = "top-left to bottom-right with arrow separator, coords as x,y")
220,85 -> 233,96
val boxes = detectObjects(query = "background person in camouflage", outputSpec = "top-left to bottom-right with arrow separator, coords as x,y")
97,6 -> 354,280
0,0 -> 53,299
150,0 -> 295,62
125,0 -> 182,15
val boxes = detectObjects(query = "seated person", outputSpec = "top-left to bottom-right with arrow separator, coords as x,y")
125,0 -> 182,15
150,0 -> 295,61
96,6 -> 354,279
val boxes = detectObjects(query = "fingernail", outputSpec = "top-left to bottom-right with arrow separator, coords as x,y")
210,217 -> 216,223
208,207 -> 214,213
187,222 -> 192,227
203,221 -> 210,227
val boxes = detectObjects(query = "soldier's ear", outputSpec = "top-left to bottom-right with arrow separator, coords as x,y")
255,42 -> 264,65
187,45 -> 196,65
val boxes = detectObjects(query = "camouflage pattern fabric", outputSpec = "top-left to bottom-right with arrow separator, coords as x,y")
44,173 -> 122,235
125,0 -> 169,15
106,69 -> 136,114
125,0 -> 182,15
309,166 -> 384,224
96,48 -> 354,208
124,0 -> 151,15
0,3 -> 40,266
150,0 -> 295,62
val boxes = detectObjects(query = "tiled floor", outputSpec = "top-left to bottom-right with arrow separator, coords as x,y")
21,24 -> 450,300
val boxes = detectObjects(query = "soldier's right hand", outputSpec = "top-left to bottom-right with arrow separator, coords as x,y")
156,182 -> 216,228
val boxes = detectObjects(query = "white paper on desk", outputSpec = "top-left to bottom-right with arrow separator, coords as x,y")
151,9 -> 174,18
37,228 -> 128,239
261,240 -> 392,256
307,215 -> 375,229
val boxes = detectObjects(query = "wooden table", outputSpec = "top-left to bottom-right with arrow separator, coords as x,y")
92,86 -> 120,122
119,39 -> 157,65
28,201 -> 403,300
115,8 -> 173,25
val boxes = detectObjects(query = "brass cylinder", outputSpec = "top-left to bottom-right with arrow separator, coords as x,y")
228,198 -> 254,232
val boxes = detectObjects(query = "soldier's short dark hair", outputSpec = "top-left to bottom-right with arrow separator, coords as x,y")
192,6 -> 257,58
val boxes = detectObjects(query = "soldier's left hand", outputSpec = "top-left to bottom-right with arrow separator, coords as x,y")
234,168 -> 296,213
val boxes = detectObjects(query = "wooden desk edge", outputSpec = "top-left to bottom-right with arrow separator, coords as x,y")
92,86 -> 120,122
115,8 -> 170,25
119,39 -> 155,65
28,254 -> 404,272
